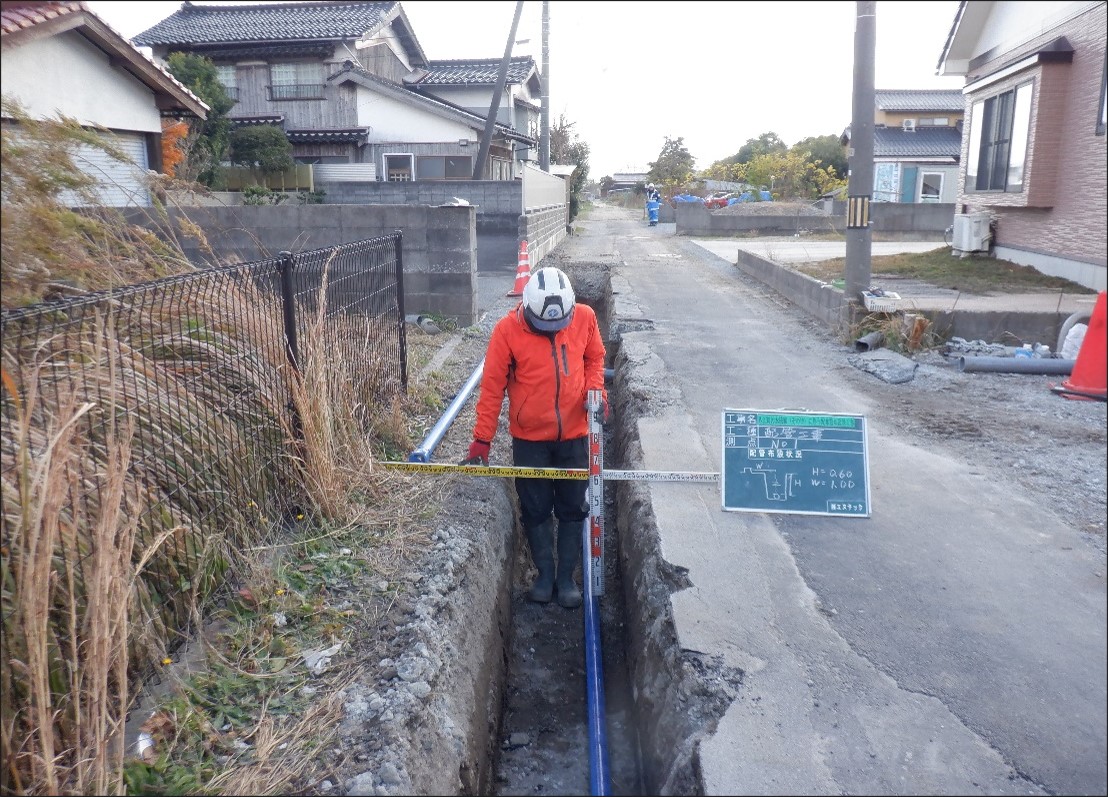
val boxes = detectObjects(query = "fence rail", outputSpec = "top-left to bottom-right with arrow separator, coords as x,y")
1,233 -> 406,706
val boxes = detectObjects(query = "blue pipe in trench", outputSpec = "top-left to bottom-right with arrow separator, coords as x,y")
581,517 -> 612,795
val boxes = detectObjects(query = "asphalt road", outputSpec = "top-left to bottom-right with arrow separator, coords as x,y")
551,204 -> 1107,796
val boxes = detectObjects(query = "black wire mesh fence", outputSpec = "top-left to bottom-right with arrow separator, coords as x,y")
0,233 -> 406,703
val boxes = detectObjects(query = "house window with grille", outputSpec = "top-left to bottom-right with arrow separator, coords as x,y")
215,65 -> 238,101
966,81 -> 1032,192
268,63 -> 325,100
385,154 -> 413,181
416,155 -> 472,179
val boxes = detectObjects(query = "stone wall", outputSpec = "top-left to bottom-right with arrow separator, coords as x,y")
520,205 -> 569,268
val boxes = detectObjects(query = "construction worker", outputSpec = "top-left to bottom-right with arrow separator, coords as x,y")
462,267 -> 608,608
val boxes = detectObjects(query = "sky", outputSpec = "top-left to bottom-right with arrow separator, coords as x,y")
86,0 -> 966,179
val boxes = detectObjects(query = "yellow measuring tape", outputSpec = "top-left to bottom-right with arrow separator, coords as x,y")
380,461 -> 589,480
380,461 -> 720,483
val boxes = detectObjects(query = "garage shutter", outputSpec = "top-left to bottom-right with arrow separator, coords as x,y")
60,131 -> 151,207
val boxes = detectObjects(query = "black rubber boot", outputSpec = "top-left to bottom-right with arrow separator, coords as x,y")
555,520 -> 583,609
525,518 -> 555,603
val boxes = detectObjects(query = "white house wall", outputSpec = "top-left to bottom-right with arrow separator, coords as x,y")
1,30 -> 162,133
971,1 -> 1099,60
356,85 -> 476,141
425,85 -> 514,126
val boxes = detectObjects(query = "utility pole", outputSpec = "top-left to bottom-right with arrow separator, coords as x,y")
473,0 -> 525,180
845,0 -> 876,314
539,0 -> 550,171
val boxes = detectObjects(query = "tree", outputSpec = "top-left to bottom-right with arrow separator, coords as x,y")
790,134 -> 848,181
735,132 -> 788,165
599,175 -> 614,196
165,52 -> 234,187
737,150 -> 846,200
229,125 -> 294,176
647,136 -> 695,188
550,114 -> 590,221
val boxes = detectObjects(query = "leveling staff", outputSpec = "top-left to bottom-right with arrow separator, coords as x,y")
462,267 -> 609,609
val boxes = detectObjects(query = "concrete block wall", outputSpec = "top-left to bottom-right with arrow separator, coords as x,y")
318,180 -> 523,214
520,204 -> 568,268
123,204 -> 479,325
677,201 -> 956,236
735,250 -> 845,329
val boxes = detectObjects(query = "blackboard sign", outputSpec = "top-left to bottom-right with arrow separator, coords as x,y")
721,409 -> 870,517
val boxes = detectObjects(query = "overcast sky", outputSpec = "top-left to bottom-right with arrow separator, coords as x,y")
87,0 -> 966,179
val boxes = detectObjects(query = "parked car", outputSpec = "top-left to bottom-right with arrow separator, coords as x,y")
704,192 -> 735,209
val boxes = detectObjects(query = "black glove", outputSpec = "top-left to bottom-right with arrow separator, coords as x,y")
585,397 -> 611,424
460,439 -> 490,466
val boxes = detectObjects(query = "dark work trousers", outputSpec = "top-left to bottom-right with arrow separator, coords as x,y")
512,436 -> 589,529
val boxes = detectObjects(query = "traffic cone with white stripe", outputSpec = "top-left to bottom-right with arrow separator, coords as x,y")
1052,290 -> 1107,401
508,240 -> 530,297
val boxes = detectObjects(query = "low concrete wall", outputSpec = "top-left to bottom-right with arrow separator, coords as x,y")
124,204 -> 479,325
678,201 -> 956,237
736,250 -> 845,328
734,249 -> 1074,344
520,204 -> 569,268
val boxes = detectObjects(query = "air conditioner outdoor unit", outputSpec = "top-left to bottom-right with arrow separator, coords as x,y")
952,212 -> 991,252
902,119 -> 916,132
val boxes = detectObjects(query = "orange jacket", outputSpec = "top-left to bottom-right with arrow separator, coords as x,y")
473,302 -> 607,444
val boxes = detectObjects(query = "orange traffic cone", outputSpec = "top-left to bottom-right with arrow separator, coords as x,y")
507,240 -> 531,297
1052,290 -> 1107,401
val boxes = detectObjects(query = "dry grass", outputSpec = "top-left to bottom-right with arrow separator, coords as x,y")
2,103 -> 433,796
0,324 -> 177,796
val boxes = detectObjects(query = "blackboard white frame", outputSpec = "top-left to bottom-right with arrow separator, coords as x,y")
720,408 -> 871,517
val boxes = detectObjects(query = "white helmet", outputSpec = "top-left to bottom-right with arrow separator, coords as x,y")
522,267 -> 575,332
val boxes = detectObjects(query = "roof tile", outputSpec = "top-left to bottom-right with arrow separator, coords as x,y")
875,89 -> 965,113
874,125 -> 962,158
1,1 -> 83,36
133,1 -> 396,46
420,56 -> 536,85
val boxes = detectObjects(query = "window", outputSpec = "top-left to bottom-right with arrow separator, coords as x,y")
416,155 -> 472,180
268,63 -> 325,100
919,172 -> 943,202
215,65 -> 238,100
385,154 -> 412,181
966,81 -> 1032,192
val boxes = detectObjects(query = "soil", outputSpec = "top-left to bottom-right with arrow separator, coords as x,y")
268,204 -> 1105,796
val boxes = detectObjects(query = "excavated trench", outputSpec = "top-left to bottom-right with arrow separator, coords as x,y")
468,263 -> 736,796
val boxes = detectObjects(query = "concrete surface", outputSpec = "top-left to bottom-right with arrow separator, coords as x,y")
566,206 -> 1105,796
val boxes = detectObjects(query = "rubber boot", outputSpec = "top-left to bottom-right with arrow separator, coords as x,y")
524,518 -> 555,603
555,521 -> 583,609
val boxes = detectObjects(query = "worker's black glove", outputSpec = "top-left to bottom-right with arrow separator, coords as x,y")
586,397 -> 611,424
460,439 -> 490,466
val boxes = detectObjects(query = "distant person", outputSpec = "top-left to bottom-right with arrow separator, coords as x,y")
461,267 -> 609,608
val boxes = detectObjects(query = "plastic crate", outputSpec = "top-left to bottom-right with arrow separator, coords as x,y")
862,290 -> 901,313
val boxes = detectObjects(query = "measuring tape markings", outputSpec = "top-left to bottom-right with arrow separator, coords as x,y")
380,461 -> 720,483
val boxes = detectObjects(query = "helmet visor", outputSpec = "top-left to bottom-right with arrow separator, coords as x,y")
524,302 -> 575,332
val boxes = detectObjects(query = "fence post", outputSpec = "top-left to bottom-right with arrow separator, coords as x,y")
278,250 -> 303,440
393,230 -> 408,392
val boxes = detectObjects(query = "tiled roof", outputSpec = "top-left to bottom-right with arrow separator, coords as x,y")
419,56 -> 536,85
875,89 -> 965,113
329,61 -> 535,144
287,128 -> 367,143
133,1 -> 396,46
2,1 -> 208,118
1,1 -> 83,35
874,126 -> 962,158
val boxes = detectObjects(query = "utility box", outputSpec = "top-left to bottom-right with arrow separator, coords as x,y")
952,212 -> 991,253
